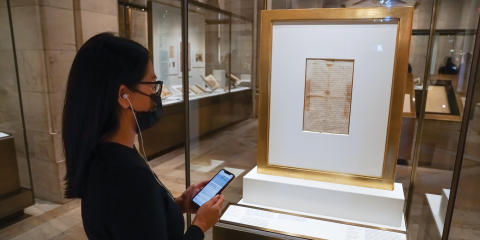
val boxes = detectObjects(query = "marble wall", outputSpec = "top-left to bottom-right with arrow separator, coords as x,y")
0,0 -> 118,204
74,0 -> 119,50
130,8 -> 148,48
0,0 -> 30,190
4,0 -> 76,203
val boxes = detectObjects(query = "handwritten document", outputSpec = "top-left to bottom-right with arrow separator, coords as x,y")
303,59 -> 354,135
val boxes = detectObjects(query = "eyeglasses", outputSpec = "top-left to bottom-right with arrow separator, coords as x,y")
134,81 -> 163,97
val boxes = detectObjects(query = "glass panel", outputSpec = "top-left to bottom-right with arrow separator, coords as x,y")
398,2 -> 434,210
188,5 -> 230,95
130,8 -> 148,48
0,0 -> 34,219
231,17 -> 253,90
187,2 -> 255,239
266,0 -> 477,239
268,0 -> 420,220
407,0 -> 480,239
149,1 -> 185,105
269,0 -> 420,208
119,5 -> 148,48
450,32 -> 480,240
127,0 -> 147,6
144,0 -> 187,201
118,5 -> 126,37
186,1 -> 232,198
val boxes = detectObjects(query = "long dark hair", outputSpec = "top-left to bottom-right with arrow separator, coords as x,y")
62,32 -> 149,198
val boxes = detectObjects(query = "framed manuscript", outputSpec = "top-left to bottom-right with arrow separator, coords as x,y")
303,59 -> 354,135
257,7 -> 414,190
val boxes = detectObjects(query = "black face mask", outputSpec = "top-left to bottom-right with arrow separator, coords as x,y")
131,93 -> 163,131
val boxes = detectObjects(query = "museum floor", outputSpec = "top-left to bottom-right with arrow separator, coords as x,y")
0,118 -> 479,240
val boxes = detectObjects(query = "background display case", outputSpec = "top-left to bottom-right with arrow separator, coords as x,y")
127,0 -> 255,159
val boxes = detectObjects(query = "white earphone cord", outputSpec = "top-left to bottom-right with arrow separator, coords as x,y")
125,97 -> 148,161
124,96 -> 174,200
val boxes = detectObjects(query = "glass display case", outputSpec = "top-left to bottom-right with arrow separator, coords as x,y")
117,1 -> 480,240
148,1 -> 253,105
185,1 -> 256,228
130,0 -> 254,159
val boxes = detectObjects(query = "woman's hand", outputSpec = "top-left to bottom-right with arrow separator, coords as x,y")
192,194 -> 225,233
175,180 -> 209,213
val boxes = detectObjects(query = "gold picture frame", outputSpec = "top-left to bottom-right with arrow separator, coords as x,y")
257,7 -> 414,190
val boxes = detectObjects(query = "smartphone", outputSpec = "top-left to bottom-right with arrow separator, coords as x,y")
192,169 -> 235,207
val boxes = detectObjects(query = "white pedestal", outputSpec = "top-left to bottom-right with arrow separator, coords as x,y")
426,194 -> 444,236
222,203 -> 406,239
243,167 -> 405,227
439,189 -> 450,222
470,103 -> 480,134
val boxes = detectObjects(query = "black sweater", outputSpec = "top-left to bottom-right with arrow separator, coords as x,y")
81,142 -> 204,240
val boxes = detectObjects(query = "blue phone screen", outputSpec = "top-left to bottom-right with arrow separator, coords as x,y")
193,170 -> 233,206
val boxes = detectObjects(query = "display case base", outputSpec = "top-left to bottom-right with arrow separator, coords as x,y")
214,203 -> 406,240
439,189 -> 450,221
213,222 -> 305,240
243,167 -> 405,228
0,189 -> 34,219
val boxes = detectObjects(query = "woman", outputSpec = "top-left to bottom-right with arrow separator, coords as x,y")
62,32 -> 224,239
438,57 -> 458,75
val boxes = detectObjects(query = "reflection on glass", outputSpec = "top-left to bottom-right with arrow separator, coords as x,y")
270,0 -> 423,211
187,6 -> 230,97
118,4 -> 148,48
450,40 -> 480,240
267,0 -> 480,239
150,2 -> 186,105
187,3 -> 255,236
408,0 -> 480,239
130,8 -> 148,48
271,0 -> 416,9
231,17 -> 253,90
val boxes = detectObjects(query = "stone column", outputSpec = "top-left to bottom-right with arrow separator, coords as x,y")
74,0 -> 119,49
7,0 -> 76,204
6,0 -> 118,204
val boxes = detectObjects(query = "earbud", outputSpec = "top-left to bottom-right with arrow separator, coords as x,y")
122,89 -> 173,199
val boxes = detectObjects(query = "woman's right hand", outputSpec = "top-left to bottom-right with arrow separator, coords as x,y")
192,194 -> 225,232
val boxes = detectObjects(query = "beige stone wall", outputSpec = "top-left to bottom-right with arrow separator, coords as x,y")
0,1 -> 30,189
5,0 -> 76,203
0,0 -> 119,204
74,0 -> 119,49
130,8 -> 148,48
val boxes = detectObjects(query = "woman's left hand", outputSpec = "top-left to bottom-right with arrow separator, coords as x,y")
175,180 -> 210,213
